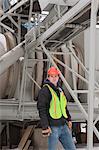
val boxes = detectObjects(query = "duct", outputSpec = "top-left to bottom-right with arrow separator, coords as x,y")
0,41 -> 25,75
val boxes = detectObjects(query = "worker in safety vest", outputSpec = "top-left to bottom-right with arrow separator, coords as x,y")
37,66 -> 76,150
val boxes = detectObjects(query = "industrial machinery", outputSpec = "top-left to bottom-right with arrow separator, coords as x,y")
0,0 -> 99,149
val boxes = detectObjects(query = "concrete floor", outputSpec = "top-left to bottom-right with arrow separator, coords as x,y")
5,146 -> 99,150
76,143 -> 99,150
57,142 -> 99,150
77,148 -> 99,150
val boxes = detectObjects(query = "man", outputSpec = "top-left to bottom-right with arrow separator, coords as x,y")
37,66 -> 76,150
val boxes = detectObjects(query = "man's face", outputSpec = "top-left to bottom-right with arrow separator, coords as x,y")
48,74 -> 59,86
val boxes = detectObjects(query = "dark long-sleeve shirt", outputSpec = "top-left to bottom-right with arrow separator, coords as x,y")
37,79 -> 71,129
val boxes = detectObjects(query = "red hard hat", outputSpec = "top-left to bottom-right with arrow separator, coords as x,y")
47,66 -> 60,75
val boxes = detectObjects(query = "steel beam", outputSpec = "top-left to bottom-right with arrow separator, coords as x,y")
0,0 -> 29,22
39,0 -> 91,42
27,0 -> 91,51
87,0 -> 99,149
67,43 -> 99,89
7,15 -> 19,29
52,55 -> 89,84
0,22 -> 14,33
0,99 -> 98,121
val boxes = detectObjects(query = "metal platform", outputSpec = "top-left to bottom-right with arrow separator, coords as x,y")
0,99 -> 99,121
77,147 -> 99,150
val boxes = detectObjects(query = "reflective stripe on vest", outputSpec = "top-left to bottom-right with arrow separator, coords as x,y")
45,84 -> 68,119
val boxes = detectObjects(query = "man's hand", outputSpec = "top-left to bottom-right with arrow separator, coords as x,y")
42,127 -> 52,137
68,121 -> 72,129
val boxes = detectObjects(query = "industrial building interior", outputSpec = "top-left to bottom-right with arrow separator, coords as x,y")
0,0 -> 99,149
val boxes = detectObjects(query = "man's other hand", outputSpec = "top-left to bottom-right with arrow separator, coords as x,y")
68,121 -> 72,129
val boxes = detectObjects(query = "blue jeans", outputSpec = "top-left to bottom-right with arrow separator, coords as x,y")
48,124 -> 76,150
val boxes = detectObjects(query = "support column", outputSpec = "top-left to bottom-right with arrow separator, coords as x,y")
87,0 -> 99,149
6,122 -> 10,148
18,16 -> 21,44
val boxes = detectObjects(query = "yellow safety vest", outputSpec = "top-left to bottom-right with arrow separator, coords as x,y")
45,84 -> 68,119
